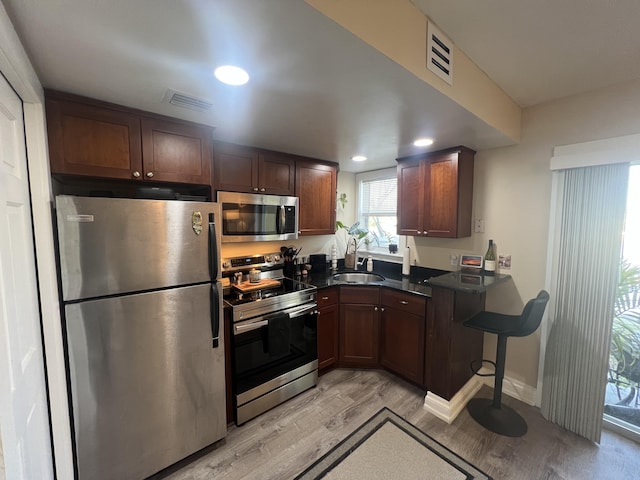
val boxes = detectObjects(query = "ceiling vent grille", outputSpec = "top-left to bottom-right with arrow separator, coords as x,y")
427,20 -> 453,85
163,89 -> 213,112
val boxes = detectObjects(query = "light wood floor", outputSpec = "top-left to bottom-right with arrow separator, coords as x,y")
152,369 -> 640,480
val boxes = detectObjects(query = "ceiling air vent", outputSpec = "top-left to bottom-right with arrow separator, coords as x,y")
163,89 -> 213,112
426,20 -> 453,85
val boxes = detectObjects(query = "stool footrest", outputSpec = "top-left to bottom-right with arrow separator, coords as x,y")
470,359 -> 496,377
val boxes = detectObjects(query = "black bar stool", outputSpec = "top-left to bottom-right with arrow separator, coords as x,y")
463,290 -> 550,437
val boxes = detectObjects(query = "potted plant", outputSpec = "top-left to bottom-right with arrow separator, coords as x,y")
336,221 -> 370,269
385,231 -> 398,254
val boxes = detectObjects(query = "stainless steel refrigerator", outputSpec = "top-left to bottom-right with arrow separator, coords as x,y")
55,195 -> 226,480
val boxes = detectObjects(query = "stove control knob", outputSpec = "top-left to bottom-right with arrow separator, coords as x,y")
222,261 -> 231,269
274,255 -> 281,262
265,255 -> 273,262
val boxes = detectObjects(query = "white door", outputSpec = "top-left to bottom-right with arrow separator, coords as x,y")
0,73 -> 53,478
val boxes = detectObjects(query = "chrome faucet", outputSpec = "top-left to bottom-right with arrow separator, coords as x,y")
354,257 -> 366,271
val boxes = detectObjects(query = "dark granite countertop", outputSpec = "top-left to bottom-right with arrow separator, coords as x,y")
301,260 -> 511,297
427,270 -> 512,293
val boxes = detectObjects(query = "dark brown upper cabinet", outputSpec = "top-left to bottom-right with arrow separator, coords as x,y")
213,142 -> 294,196
397,146 -> 475,238
295,159 -> 337,236
45,91 -> 212,185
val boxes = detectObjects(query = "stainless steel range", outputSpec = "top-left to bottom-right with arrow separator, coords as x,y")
223,253 -> 318,425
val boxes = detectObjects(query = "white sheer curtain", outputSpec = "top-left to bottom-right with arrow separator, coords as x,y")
541,162 -> 629,442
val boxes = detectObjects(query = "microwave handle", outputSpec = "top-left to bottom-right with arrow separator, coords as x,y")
276,205 -> 286,234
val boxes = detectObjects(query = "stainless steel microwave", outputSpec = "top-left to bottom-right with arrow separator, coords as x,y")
217,191 -> 299,243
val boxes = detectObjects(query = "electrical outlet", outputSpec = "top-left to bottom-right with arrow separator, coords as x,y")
450,254 -> 459,266
474,219 -> 485,233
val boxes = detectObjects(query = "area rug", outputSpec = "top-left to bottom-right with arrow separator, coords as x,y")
295,407 -> 491,480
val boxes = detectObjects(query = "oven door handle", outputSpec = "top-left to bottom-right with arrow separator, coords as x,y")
233,302 -> 317,335
235,320 -> 269,334
286,303 -> 317,319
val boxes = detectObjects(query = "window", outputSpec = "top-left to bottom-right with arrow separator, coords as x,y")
356,168 -> 398,250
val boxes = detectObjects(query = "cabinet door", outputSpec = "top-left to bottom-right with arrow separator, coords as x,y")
141,118 -> 212,185
423,150 -> 474,238
424,287 -> 454,397
423,154 -> 459,237
46,97 -> 143,179
296,160 -> 337,235
213,143 -> 258,193
339,304 -> 379,367
380,289 -> 426,384
318,303 -> 339,371
379,308 -> 424,384
258,152 -> 295,195
397,158 -> 424,236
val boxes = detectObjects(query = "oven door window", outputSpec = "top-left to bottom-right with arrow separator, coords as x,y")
233,310 -> 317,395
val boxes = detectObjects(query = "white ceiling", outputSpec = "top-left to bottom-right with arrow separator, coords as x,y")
3,0 -> 640,172
412,0 -> 640,107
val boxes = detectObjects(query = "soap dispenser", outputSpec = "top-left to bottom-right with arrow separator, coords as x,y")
366,255 -> 373,272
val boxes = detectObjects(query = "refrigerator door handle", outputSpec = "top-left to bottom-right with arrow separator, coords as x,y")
209,212 -> 219,280
210,283 -> 221,348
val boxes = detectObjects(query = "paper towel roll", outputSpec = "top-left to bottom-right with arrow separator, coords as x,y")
402,246 -> 410,276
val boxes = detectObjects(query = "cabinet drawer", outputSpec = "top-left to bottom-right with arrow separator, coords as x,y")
317,287 -> 339,308
340,286 -> 379,304
381,289 -> 426,316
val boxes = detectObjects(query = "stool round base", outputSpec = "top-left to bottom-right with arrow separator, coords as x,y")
467,397 -> 528,437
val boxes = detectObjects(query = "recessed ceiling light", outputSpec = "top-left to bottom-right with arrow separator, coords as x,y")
351,155 -> 367,162
214,65 -> 249,86
413,138 -> 434,147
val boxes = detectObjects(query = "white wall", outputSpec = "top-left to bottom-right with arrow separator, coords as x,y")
412,78 -> 640,392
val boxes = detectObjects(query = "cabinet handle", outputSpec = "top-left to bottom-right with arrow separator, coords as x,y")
260,188 -> 266,192
146,172 -> 154,178
400,300 -> 409,305
132,171 -> 141,178
374,306 -> 378,311
381,307 -> 385,312
321,296 -> 329,300
253,187 -> 259,192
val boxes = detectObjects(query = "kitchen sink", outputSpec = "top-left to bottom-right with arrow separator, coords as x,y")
332,272 -> 385,283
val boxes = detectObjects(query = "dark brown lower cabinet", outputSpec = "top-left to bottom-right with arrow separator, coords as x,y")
379,289 -> 426,385
340,304 -> 379,366
339,286 -> 380,367
424,287 -> 485,400
317,287 -> 340,371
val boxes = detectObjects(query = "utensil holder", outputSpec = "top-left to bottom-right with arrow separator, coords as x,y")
284,260 -> 295,278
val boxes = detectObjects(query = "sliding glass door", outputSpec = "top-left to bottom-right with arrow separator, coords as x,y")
605,164 -> 640,438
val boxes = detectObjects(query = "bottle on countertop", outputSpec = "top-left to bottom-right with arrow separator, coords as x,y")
483,239 -> 496,275
366,255 -> 373,272
331,244 -> 338,271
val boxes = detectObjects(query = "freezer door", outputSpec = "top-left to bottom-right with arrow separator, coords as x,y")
56,196 -> 221,301
65,284 -> 226,480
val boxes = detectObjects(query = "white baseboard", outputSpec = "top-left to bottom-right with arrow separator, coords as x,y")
423,375 -> 484,424
478,367 -> 537,406
423,368 -> 537,423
